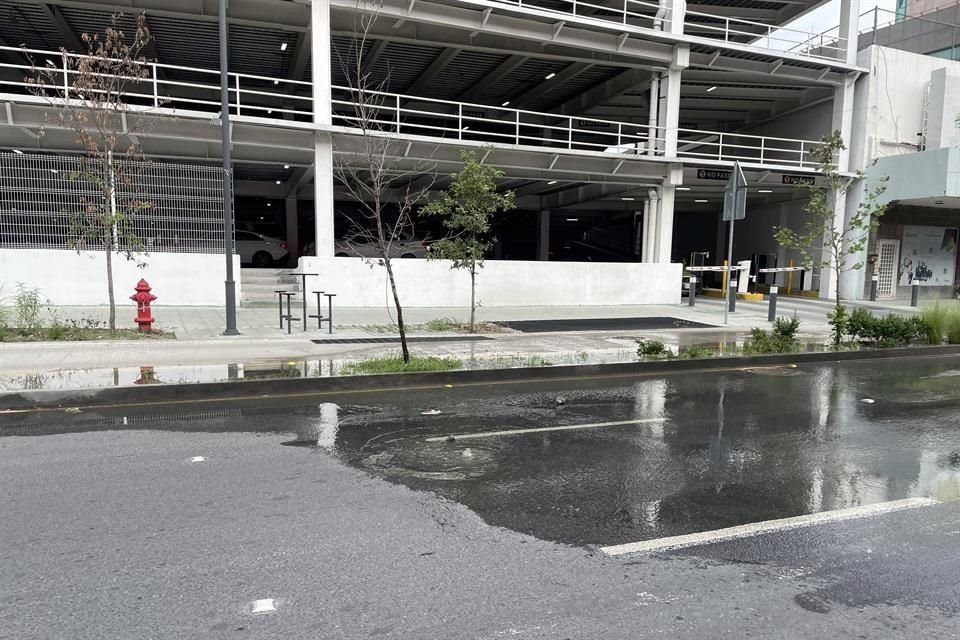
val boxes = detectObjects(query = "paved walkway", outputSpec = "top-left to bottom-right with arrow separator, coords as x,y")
0,296 -> 920,392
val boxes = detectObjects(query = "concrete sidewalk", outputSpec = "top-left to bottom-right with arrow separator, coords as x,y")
0,296 -> 918,392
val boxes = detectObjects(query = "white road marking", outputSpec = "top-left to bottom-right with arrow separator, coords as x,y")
188,456 -> 207,463
601,497 -> 939,556
424,418 -> 663,442
251,599 -> 276,614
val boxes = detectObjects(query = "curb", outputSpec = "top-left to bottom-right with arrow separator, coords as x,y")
2,345 -> 959,412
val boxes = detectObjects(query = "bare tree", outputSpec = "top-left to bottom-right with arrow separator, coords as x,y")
28,14 -> 162,330
332,2 -> 436,363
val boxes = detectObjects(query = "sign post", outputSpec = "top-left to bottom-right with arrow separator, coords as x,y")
722,161 -> 747,325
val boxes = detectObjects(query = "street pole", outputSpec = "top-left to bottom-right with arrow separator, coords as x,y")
724,212 -> 735,325
220,0 -> 239,335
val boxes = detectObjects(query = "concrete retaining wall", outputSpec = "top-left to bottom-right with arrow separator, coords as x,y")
296,257 -> 682,307
0,249 -> 241,306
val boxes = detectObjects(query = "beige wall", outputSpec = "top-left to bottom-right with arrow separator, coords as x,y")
907,0 -> 958,17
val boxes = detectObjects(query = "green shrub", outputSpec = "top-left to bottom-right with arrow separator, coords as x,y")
827,304 -> 849,346
14,283 -> 42,330
678,344 -> 717,359
636,339 -> 670,359
946,308 -> 960,345
847,308 -> 932,347
920,303 -> 948,345
44,324 -> 69,340
744,314 -> 801,354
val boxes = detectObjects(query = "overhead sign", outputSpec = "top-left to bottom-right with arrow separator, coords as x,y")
722,161 -> 747,222
782,174 -> 816,186
698,169 -> 731,181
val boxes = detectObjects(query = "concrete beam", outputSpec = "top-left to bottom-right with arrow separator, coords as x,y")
406,47 -> 460,95
509,61 -> 592,109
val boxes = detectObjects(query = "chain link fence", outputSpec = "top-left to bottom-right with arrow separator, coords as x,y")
0,153 -> 230,254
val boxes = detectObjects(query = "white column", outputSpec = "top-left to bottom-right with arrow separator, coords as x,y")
537,210 -> 550,261
665,0 -> 686,35
838,0 -> 861,66
658,47 -> 687,157
655,185 -> 675,264
312,0 -> 335,257
646,189 -> 659,262
641,199 -> 652,262
285,196 -> 299,264
820,72 -> 859,300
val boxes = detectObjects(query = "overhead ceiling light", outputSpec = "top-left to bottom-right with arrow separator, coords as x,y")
12,149 -> 23,154
275,180 -> 282,184
284,163 -> 290,169
463,126 -> 470,131
566,218 -> 579,222
758,189 -> 773,193
695,199 -> 708,203
706,86 -> 717,92
544,72 -> 556,80
676,186 -> 690,191
547,180 -> 558,185
273,79 -> 280,85
267,203 -> 272,207
267,109 -> 273,114
621,196 -> 635,201
280,42 -> 288,52
501,101 -> 510,107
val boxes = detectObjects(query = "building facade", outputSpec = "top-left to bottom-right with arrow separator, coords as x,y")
0,0 -> 953,306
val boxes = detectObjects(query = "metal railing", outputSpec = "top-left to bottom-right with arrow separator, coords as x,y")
0,45 -> 821,169
0,153 -> 227,253
491,0 -> 845,61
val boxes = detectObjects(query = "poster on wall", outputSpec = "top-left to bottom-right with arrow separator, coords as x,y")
898,225 -> 959,287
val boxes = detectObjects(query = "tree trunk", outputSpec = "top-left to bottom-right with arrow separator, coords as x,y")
106,242 -> 116,330
384,259 -> 409,363
469,263 -> 476,333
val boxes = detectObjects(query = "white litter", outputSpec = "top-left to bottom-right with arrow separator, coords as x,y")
188,456 -> 207,463
251,599 -> 276,614
421,409 -> 442,416
462,448 -> 474,458
861,398 -> 876,404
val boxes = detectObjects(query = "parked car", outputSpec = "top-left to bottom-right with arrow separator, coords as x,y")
235,230 -> 289,267
305,232 -> 430,258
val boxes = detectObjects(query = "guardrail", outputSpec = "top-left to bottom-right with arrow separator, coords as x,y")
0,45 -> 821,170
494,0 -> 845,61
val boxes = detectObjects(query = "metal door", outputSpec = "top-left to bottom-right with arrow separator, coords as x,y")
876,239 -> 899,298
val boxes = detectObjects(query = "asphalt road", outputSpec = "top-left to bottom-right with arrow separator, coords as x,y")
1,356 -> 959,639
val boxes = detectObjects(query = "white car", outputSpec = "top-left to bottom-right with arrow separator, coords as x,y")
332,233 -> 431,258
235,230 -> 289,267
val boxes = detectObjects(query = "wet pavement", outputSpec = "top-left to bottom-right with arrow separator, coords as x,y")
2,354 -> 959,638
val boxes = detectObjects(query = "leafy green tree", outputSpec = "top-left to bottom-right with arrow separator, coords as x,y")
773,130 -> 888,345
422,150 -> 515,332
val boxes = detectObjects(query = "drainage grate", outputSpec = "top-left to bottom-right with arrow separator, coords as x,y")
500,317 -> 714,332
311,336 -> 495,345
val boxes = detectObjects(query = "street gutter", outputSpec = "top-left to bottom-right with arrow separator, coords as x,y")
1,345 -> 959,412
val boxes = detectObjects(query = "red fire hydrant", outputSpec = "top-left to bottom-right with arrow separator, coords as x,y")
130,278 -> 157,332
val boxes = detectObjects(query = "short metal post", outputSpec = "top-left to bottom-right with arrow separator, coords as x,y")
286,294 -> 294,334
325,294 -> 335,334
911,281 -> 920,307
728,279 -> 737,313
275,290 -> 285,328
688,276 -> 696,307
768,285 -> 778,322
870,275 -> 879,302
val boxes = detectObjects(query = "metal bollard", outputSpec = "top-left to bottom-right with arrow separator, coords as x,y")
870,275 -> 879,302
768,285 -> 778,322
728,279 -> 737,313
688,276 -> 696,307
911,281 -> 920,307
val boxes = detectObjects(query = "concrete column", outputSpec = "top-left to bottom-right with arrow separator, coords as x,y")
641,199 -> 652,262
839,179 -> 869,301
655,185 -> 676,264
664,0 -> 686,35
537,210 -> 550,261
646,189 -> 659,262
658,47 -> 687,157
838,0 -> 861,66
285,196 -> 299,264
312,0 -> 335,257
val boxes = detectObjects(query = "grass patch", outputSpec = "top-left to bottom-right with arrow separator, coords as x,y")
422,317 -> 507,334
921,302 -> 960,345
0,327 -> 176,342
337,354 -> 463,375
